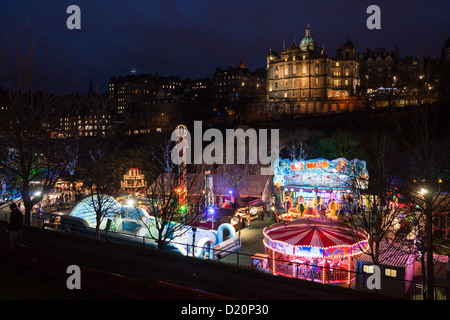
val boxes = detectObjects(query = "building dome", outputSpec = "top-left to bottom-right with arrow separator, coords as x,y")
287,43 -> 299,51
268,49 -> 279,57
344,39 -> 355,48
300,24 -> 317,51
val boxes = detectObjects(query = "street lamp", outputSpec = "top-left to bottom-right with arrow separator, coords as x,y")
271,206 -> 278,222
208,207 -> 215,230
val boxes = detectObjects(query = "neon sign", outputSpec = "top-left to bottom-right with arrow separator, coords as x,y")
274,158 -> 368,189
306,161 -> 329,169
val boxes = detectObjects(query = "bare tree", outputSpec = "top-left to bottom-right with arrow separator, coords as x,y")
151,139 -> 176,174
78,94 -> 124,239
279,127 -> 310,161
387,102 -> 450,300
329,129 -> 365,160
0,28 -> 79,224
141,140 -> 205,250
333,115 -> 417,269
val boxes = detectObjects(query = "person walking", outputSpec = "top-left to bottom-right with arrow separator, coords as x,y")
324,260 -> 331,283
311,259 -> 318,281
7,202 -> 23,251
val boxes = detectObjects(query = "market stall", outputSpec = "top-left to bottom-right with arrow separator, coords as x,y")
263,218 -> 368,284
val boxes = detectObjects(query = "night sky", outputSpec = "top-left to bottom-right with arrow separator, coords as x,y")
1,0 -> 449,94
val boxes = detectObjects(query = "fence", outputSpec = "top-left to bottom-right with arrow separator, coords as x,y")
406,283 -> 448,300
0,242 -> 234,300
271,259 -> 351,284
1,212 -> 448,300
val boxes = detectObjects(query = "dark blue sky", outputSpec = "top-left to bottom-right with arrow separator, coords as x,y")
1,0 -> 449,94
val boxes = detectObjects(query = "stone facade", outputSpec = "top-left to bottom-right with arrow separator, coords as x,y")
266,25 -> 360,103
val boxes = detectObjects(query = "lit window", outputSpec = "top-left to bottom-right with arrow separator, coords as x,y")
363,265 -> 375,273
385,269 -> 397,277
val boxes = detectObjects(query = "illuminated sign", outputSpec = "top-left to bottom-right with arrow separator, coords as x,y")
306,161 -> 329,169
291,161 -> 330,170
274,158 -> 368,189
295,246 -> 323,258
291,162 -> 304,170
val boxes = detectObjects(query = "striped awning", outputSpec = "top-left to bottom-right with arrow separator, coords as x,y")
264,218 -> 367,250
267,224 -> 364,248
356,240 -> 417,267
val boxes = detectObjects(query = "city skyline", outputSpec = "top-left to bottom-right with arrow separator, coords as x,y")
0,1 -> 449,303
0,0 -> 449,93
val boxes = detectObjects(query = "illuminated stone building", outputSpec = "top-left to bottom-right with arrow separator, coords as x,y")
266,25 -> 361,113
108,73 -> 184,114
213,58 -> 267,103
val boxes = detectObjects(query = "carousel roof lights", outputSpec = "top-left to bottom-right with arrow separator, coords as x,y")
264,239 -> 366,259
263,218 -> 368,258
263,235 -> 367,252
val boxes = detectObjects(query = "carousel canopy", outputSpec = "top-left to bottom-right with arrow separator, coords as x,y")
264,218 -> 367,258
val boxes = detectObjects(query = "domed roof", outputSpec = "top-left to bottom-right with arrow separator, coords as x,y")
68,195 -> 149,228
268,49 -> 279,58
287,43 -> 299,52
344,39 -> 355,48
300,35 -> 315,45
299,24 -> 317,51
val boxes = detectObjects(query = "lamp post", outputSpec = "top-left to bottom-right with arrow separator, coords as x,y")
208,207 -> 215,230
192,226 -> 196,257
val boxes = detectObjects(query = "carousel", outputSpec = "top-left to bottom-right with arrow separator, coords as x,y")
263,218 -> 368,285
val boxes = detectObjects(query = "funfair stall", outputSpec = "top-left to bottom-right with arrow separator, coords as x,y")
263,218 -> 368,284
273,158 -> 368,221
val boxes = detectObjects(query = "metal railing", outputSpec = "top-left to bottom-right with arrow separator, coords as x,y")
3,212 -> 448,300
